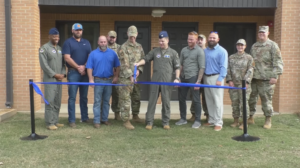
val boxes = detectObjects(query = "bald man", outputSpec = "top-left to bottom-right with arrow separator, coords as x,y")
86,36 -> 120,128
203,32 -> 228,131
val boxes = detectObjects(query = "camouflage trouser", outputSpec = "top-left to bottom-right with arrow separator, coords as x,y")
111,86 -> 119,113
190,87 -> 208,116
117,77 -> 133,121
229,83 -> 251,118
131,83 -> 141,115
249,79 -> 275,117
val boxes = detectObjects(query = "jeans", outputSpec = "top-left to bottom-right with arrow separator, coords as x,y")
93,78 -> 113,124
178,75 -> 201,122
67,69 -> 89,123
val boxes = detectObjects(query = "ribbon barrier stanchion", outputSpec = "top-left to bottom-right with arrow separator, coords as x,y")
21,79 -> 48,141
232,80 -> 260,142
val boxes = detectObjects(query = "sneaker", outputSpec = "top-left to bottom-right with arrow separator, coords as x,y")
69,123 -> 76,128
175,119 -> 187,125
192,121 -> 201,129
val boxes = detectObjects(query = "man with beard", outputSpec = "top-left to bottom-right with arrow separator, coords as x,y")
107,30 -> 122,120
248,26 -> 284,129
39,28 -> 66,130
86,36 -> 120,128
117,25 -> 145,130
176,31 -> 205,129
189,34 -> 209,122
63,23 -> 92,128
134,31 -> 180,130
203,32 -> 228,131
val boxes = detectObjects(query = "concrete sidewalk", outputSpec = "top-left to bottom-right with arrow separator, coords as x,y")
36,101 -> 265,120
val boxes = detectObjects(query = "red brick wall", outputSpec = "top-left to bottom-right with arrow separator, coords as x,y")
40,13 -> 273,107
0,0 -> 5,109
275,0 -> 300,113
11,0 -> 41,111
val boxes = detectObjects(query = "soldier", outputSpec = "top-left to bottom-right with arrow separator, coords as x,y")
107,30 -> 121,120
117,25 -> 145,130
39,28 -> 66,130
226,39 -> 253,130
189,34 -> 209,122
134,31 -> 180,130
248,26 -> 284,129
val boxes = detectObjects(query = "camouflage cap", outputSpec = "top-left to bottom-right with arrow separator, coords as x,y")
128,25 -> 138,37
108,30 -> 117,37
258,26 -> 269,33
198,34 -> 206,39
236,39 -> 246,45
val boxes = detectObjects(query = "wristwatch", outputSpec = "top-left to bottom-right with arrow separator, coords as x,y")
197,80 -> 201,83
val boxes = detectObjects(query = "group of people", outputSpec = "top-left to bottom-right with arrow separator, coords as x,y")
39,23 -> 283,131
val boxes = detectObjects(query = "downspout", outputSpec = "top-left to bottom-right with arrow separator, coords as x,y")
5,0 -> 13,108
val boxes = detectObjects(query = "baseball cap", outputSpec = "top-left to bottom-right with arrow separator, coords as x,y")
128,25 -> 138,37
258,26 -> 269,33
72,23 -> 83,30
159,31 -> 168,39
198,34 -> 206,39
236,39 -> 246,45
108,31 -> 117,37
49,28 -> 59,35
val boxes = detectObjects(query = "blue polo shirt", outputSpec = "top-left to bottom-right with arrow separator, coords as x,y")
204,44 -> 228,82
86,48 -> 120,78
62,37 -> 92,68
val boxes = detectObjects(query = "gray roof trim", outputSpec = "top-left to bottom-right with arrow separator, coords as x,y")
39,0 -> 277,8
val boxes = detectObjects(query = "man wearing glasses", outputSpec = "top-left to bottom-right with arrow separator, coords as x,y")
248,26 -> 284,129
176,31 -> 205,129
203,31 -> 228,131
63,23 -> 92,128
107,30 -> 122,121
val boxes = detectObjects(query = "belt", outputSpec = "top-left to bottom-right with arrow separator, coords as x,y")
204,73 -> 219,77
94,76 -> 113,80
68,67 -> 76,70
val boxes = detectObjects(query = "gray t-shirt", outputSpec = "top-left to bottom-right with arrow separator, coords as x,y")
180,45 -> 205,79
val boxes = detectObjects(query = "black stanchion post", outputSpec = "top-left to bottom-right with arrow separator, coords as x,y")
232,80 -> 260,142
21,79 -> 48,141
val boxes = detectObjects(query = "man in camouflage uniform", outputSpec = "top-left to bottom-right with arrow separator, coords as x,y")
190,34 -> 209,122
107,30 -> 122,120
117,25 -> 145,130
39,28 -> 66,130
248,26 -> 284,129
226,39 -> 253,130
135,31 -> 181,130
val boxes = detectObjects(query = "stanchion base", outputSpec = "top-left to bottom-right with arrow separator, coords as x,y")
20,133 -> 48,141
232,134 -> 260,142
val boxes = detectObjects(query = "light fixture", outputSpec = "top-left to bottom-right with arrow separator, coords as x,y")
152,9 -> 166,17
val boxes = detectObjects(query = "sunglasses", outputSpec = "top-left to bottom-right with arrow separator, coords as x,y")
210,31 -> 218,34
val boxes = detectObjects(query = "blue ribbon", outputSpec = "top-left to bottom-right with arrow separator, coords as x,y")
134,66 -> 137,81
30,82 -> 49,105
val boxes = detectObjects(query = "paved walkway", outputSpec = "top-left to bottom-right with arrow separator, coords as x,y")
36,101 -> 265,119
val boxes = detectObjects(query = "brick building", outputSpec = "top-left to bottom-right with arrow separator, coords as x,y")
1,0 -> 299,113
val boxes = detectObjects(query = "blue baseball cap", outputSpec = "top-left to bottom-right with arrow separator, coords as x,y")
72,23 -> 83,30
159,31 -> 168,39
49,28 -> 59,35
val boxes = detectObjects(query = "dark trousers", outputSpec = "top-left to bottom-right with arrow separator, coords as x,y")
178,75 -> 201,122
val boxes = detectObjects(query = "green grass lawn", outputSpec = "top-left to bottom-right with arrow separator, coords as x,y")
0,113 -> 300,168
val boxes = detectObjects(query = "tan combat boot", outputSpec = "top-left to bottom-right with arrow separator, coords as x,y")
230,117 -> 240,128
189,113 -> 196,122
163,125 -> 170,130
247,115 -> 255,125
145,125 -> 152,130
114,112 -> 122,121
123,120 -> 135,130
239,121 -> 248,130
263,116 -> 272,129
55,123 -> 64,127
47,125 -> 58,130
132,114 -> 145,123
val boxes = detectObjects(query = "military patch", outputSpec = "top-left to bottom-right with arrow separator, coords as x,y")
52,50 -> 56,53
39,49 -> 44,53
252,61 -> 255,67
164,55 -> 170,58
58,50 -> 62,54
156,54 -> 161,58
